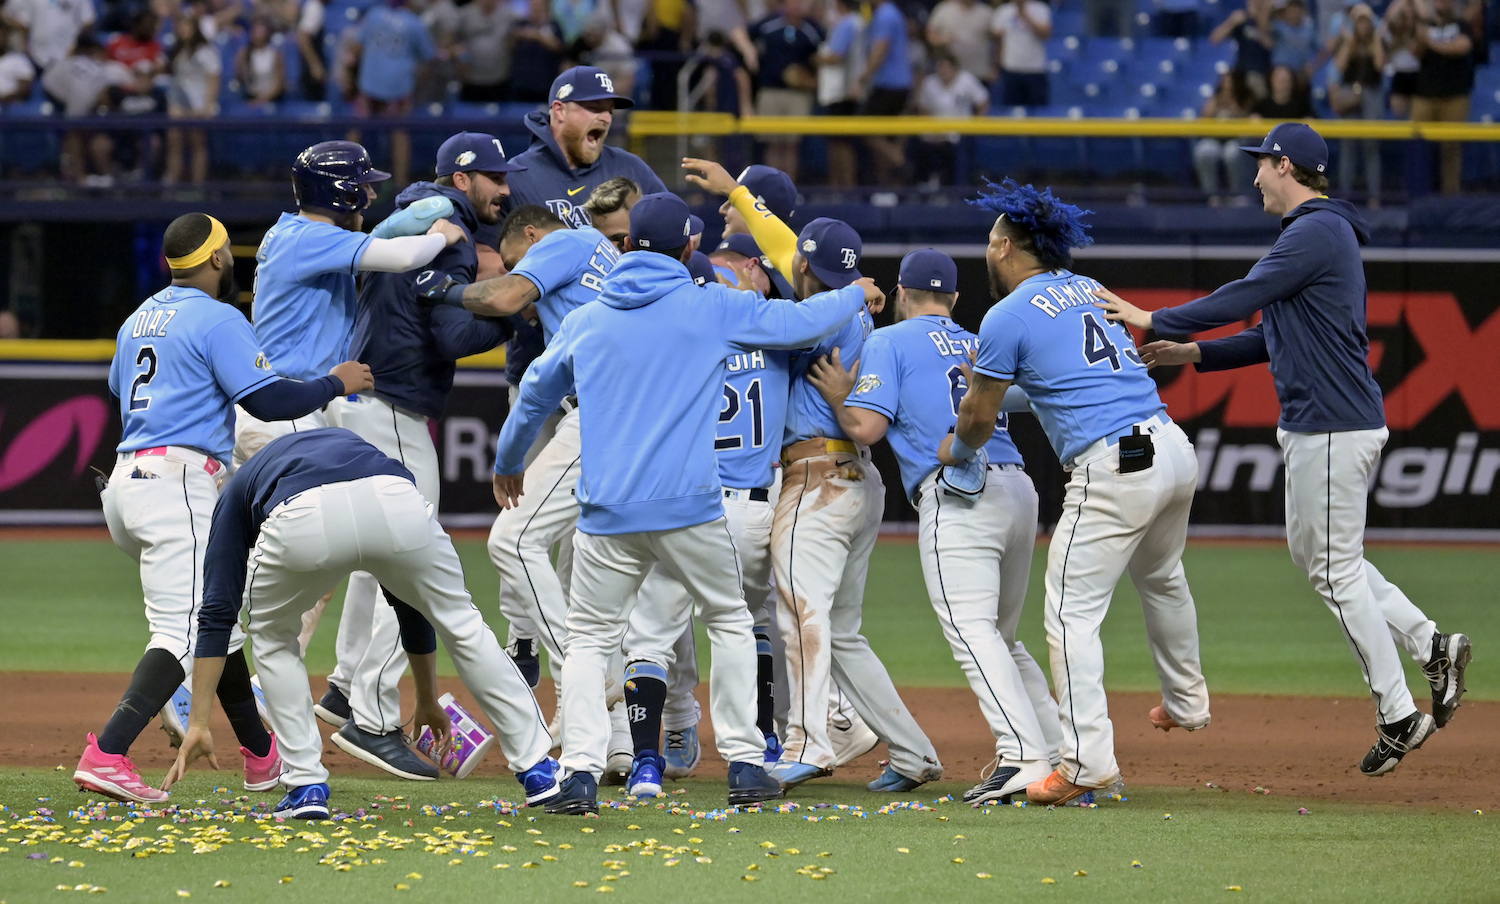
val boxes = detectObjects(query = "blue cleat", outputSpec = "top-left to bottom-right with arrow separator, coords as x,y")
663,726 -> 701,779
767,760 -> 832,790
627,751 -> 665,798
544,772 -> 599,816
762,731 -> 783,765
866,764 -> 926,793
274,783 -> 330,820
517,756 -> 561,806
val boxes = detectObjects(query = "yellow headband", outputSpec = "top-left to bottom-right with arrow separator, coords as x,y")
166,216 -> 228,270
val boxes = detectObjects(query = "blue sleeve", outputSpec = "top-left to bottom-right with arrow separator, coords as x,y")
843,332 -> 899,420
292,226 -> 374,282
830,19 -> 853,54
871,6 -> 898,43
1196,323 -> 1271,371
238,375 -> 344,421
412,15 -> 435,60
203,316 -> 279,402
430,304 -> 513,361
108,348 -> 122,399
382,588 -> 438,655
493,322 -> 576,474
716,284 -> 867,352
973,308 -> 1025,380
196,488 -> 254,658
812,309 -> 868,359
511,233 -> 584,300
1153,221 -> 1323,336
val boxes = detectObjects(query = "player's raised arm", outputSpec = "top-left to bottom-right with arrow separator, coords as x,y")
682,157 -> 799,277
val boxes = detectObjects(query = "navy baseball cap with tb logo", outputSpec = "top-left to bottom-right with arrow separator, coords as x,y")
549,66 -> 635,108
797,218 -> 863,289
1240,122 -> 1328,174
435,132 -> 526,176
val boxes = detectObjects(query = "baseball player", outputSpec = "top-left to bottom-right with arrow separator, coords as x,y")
618,250 -> 792,797
807,248 -> 1065,802
323,132 -> 523,781
582,177 -> 642,252
492,193 -> 881,814
713,164 -> 799,298
1096,123 -> 1471,776
75,213 -> 374,804
162,429 -> 561,819
950,180 -> 1209,806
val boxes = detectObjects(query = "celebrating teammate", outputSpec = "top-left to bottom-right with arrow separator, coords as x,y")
162,429 -> 561,820
75,213 -> 374,804
948,180 -> 1211,806
1095,123 -> 1471,776
808,249 -> 1064,801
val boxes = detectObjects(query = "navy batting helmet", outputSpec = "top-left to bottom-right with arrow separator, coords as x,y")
291,141 -> 391,213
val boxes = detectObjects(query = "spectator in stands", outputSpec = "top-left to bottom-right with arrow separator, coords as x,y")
858,0 -> 912,183
637,0 -> 692,109
1,0 -> 96,72
927,0 -> 997,84
1409,0 -> 1474,194
1153,0 -> 1200,38
696,0 -> 759,75
107,10 -> 167,179
163,15 -> 219,185
0,27 -> 34,102
753,0 -> 822,181
1193,69 -> 1255,203
916,46 -> 988,186
1084,0 -> 1133,38
690,29 -> 753,116
1271,0 -> 1317,78
816,0 -> 865,187
1211,0 -> 1274,98
1381,0 -> 1420,116
554,0 -> 598,46
580,12 -> 639,102
237,18 -> 287,105
455,0 -> 515,102
510,0 -> 566,102
414,0 -> 460,105
1328,3 -> 1384,203
992,0 -> 1052,108
1251,62 -> 1314,117
107,11 -> 166,78
296,0 -> 328,99
44,32 -> 132,185
0,309 -> 20,339
351,0 -> 435,185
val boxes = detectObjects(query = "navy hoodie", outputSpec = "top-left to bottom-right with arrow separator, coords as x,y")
484,111 -> 668,388
349,182 -> 513,420
1153,197 -> 1385,434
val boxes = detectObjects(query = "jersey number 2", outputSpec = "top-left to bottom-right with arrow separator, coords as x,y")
716,379 -> 764,450
129,346 -> 158,411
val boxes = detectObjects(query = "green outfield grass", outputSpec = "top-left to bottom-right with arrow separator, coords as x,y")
0,537 -> 1494,700
1,770 -> 1496,904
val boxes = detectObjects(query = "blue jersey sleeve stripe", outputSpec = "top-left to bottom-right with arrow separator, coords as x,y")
972,364 -> 1015,381
348,233 -> 375,274
844,397 -> 896,420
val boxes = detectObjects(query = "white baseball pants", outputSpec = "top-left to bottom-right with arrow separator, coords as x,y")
1046,419 -> 1209,787
772,452 -> 940,779
500,385 -> 565,660
560,520 -> 764,778
244,474 -> 551,788
102,448 -> 242,668
325,394 -> 441,733
916,464 -> 1063,767
1279,428 -> 1436,724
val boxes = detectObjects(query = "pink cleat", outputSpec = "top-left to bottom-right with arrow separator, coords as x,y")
74,733 -> 169,804
243,733 -> 283,792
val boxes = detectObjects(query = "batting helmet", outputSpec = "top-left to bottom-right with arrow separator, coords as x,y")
291,141 -> 391,213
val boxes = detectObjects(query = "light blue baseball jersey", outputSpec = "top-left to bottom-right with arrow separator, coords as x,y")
110,286 -> 278,462
974,269 -> 1165,466
716,347 -> 791,489
784,308 -> 874,445
510,226 -> 621,342
847,315 -> 1024,500
251,212 -> 373,380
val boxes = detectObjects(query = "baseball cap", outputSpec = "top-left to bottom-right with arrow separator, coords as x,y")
689,215 -> 704,238
435,132 -> 526,176
1239,122 -> 1328,174
629,192 -> 693,251
714,233 -> 763,260
737,165 -> 797,220
549,65 -> 635,109
686,250 -> 718,287
898,249 -> 958,294
797,218 -> 862,289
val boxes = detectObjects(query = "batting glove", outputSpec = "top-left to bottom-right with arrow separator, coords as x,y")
372,196 -> 456,239
414,270 -> 467,307
937,446 -> 989,501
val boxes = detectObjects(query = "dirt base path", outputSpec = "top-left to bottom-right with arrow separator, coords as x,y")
7,673 -> 1494,810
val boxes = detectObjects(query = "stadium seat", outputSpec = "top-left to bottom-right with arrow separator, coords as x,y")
1138,36 -> 1196,66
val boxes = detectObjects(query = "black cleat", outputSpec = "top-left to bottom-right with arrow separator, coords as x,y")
1359,711 -> 1437,776
544,772 -> 599,815
1423,632 -> 1472,728
508,637 -> 541,689
331,723 -> 439,781
727,762 -> 784,806
313,682 -> 351,727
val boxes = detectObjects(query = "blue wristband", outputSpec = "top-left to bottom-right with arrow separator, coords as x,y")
949,433 -> 979,462
443,283 -> 468,307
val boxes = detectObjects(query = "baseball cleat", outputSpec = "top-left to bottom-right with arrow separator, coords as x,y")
75,733 -> 169,804
1423,631 -> 1472,728
273,783 -> 330,820
331,722 -> 439,781
602,749 -> 633,786
767,760 -> 832,790
159,682 -> 193,747
313,681 -> 351,727
242,733 -> 283,792
762,731 -> 783,765
964,759 -> 1052,806
507,637 -> 541,689
830,718 -> 879,767
1360,711 -> 1437,776
663,726 -> 701,779
728,762 -> 784,806
1025,768 -> 1102,806
517,756 -> 562,806
627,751 -> 665,799
866,764 -> 927,794
543,772 -> 599,815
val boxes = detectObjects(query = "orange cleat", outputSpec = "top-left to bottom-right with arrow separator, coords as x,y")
1149,705 -> 1181,731
1025,769 -> 1096,806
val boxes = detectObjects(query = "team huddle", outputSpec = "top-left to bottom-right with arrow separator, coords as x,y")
75,64 -> 1473,820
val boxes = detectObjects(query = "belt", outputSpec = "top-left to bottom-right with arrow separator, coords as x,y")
724,486 -> 771,502
126,446 -> 224,476
781,437 -> 858,466
1067,414 -> 1170,470
560,395 -> 580,414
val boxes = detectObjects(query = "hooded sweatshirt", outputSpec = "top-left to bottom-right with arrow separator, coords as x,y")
493,251 -> 869,535
348,182 -> 513,420
1152,197 -> 1385,434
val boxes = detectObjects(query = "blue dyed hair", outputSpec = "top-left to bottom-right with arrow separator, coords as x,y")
968,180 -> 1093,270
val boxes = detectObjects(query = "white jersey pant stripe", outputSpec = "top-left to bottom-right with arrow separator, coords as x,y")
1279,428 -> 1434,724
918,465 -> 1062,766
244,475 -> 551,788
1045,421 -> 1209,787
561,520 -> 764,777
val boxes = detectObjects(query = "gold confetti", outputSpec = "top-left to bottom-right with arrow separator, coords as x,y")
1042,877 -> 1057,884
596,887 -> 614,893
522,862 -> 538,869
448,859 -> 463,866
395,884 -> 410,891
574,881 -> 589,887
689,837 -> 703,844
897,848 -> 909,854
559,844 -> 574,850
543,856 -> 558,862
581,828 -> 596,834
176,893 -> 191,899
952,858 -> 965,864
746,864 -> 761,871
213,881 -> 230,888
937,816 -> 949,822
1075,871 -> 1088,877
405,873 -> 423,880
759,842 -> 776,849
1226,886 -> 1242,892
741,876 -> 758,882
494,865 -> 510,870
68,862 -> 84,868
976,873 -> 992,879
278,878 -> 293,885
1132,861 -> 1142,868
695,857 -> 712,864
785,848 -> 800,855
627,826 -> 642,831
